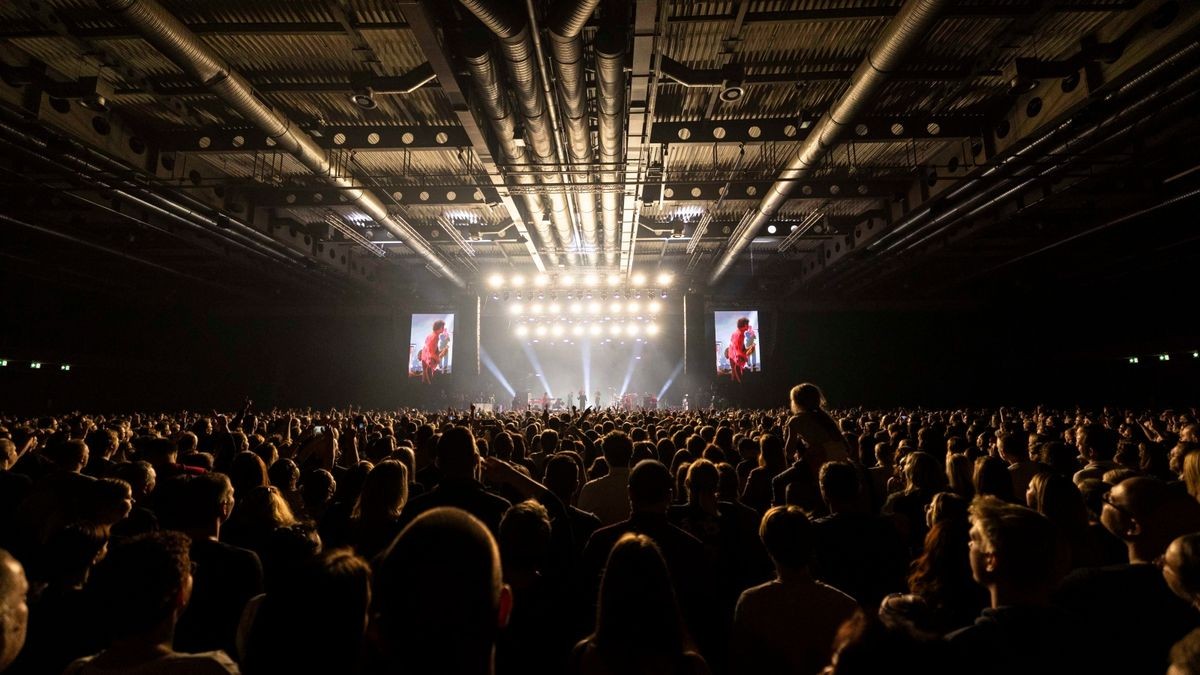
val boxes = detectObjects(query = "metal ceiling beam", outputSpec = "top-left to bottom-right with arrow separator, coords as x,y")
642,177 -> 907,202
251,184 -> 501,208
398,0 -> 546,272
0,20 -> 411,40
667,2 -> 1136,24
652,115 -> 984,145
154,124 -> 471,152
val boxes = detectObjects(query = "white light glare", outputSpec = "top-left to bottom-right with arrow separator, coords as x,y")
515,325 -> 529,337
548,302 -> 562,314
606,273 -> 621,287
584,274 -> 600,287
487,273 -> 505,289
508,303 -> 523,315
609,301 -> 623,314
572,325 -> 585,336
625,324 -> 639,337
609,324 -> 622,336
648,300 -> 661,313
510,274 -> 526,288
588,301 -> 603,314
534,273 -> 550,287
551,324 -> 565,337
559,274 -> 575,286
655,272 -> 673,286
535,325 -> 548,337
626,301 -> 640,314
569,302 -> 583,314
631,272 -> 647,286
646,323 -> 660,336
589,325 -> 603,336
530,303 -> 544,315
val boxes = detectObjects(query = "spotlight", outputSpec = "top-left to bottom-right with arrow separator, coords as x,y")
349,88 -> 377,110
631,272 -> 647,286
559,274 -> 575,286
646,323 -> 660,336
648,300 -> 661,313
585,274 -> 600,287
719,83 -> 745,103
589,324 -> 602,336
530,303 -> 544,315
536,291 -> 545,300
569,302 -> 583,314
490,292 -> 500,301
609,301 -> 623,314
1194,352 -> 1199,358
609,324 -> 622,336
588,301 -> 602,314
551,324 -> 565,337
606,273 -> 621,287
1128,357 -> 1139,364
625,324 -> 639,337
511,274 -> 526,288
1160,354 -> 1170,362
548,302 -> 562,314
535,273 -> 550,287
535,325 -> 548,337
767,224 -> 777,234
515,325 -> 529,337
509,303 -> 523,315
655,272 -> 673,286
487,273 -> 505,289
627,301 -> 640,314
660,290 -> 668,299
572,325 -> 585,337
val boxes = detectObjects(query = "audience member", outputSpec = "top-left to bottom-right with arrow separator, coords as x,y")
578,432 -> 634,525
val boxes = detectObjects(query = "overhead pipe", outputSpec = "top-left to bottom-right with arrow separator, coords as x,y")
594,27 -> 626,268
461,41 -> 560,267
547,0 -> 601,264
706,0 -> 950,286
98,0 -> 465,287
459,0 -> 578,265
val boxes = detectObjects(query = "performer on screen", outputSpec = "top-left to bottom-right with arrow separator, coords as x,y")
578,389 -> 587,408
726,316 -> 755,383
420,319 -> 449,384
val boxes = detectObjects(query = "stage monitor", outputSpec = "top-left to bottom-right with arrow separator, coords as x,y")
714,310 -> 761,379
409,313 -> 455,381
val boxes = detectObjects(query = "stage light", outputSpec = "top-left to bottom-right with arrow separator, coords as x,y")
646,323 -> 660,336
534,273 -> 550,287
61,364 -> 71,371
589,325 -> 602,336
572,325 -> 585,336
551,324 -> 565,337
1128,357 -> 1139,364
511,274 -> 526,288
536,291 -> 545,300
656,272 -> 673,286
584,273 -> 600,287
606,273 -> 621,287
648,300 -> 661,313
767,224 -> 777,234
509,303 -> 523,315
631,272 -> 647,286
535,325 -> 548,337
609,324 -> 622,336
1194,351 -> 1199,358
627,301 -> 640,314
559,274 -> 575,286
515,325 -> 529,337
660,290 -> 668,299
569,302 -> 583,314
30,362 -> 41,369
548,302 -> 562,314
626,324 -> 639,337
609,301 -> 623,314
1160,354 -> 1170,362
588,301 -> 602,314
530,303 -> 544,315
487,273 -> 505,289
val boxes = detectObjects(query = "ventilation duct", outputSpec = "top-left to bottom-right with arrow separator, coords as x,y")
594,27 -> 626,269
99,0 -> 465,287
706,0 -> 950,286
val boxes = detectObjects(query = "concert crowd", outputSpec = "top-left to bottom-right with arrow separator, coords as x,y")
2,384 -> 1200,674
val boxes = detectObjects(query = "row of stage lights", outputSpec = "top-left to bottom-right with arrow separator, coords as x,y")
1127,351 -> 1200,364
508,299 -> 662,317
515,322 -> 661,338
488,271 -> 674,290
0,359 -> 71,371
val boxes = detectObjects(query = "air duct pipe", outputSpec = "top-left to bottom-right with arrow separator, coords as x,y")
459,0 -> 577,264
462,43 -> 560,267
548,0 -> 601,264
594,28 -> 626,269
99,0 -> 465,287
706,0 -> 950,286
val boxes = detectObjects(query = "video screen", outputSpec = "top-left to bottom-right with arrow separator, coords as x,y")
409,313 -> 455,380
715,310 -> 761,378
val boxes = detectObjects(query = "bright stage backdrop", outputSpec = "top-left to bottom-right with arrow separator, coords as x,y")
714,310 -> 761,375
408,313 -> 455,377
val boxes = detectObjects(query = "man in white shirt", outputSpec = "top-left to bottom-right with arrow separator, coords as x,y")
578,431 -> 634,525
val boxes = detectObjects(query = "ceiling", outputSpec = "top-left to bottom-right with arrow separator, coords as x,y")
0,0 -> 1197,307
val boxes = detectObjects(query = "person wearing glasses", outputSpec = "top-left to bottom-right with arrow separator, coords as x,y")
1055,477 -> 1200,675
